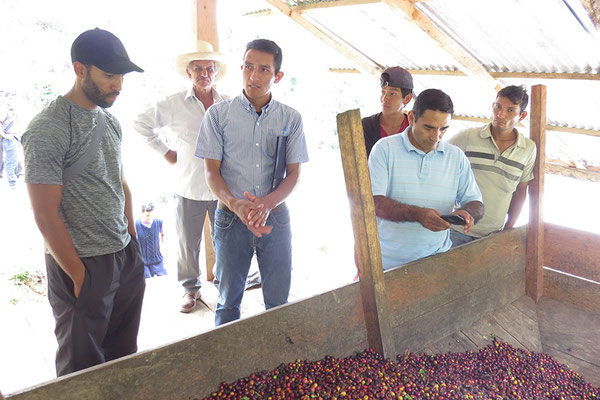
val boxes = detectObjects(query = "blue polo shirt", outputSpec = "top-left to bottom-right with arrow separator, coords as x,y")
369,128 -> 482,270
195,93 -> 309,199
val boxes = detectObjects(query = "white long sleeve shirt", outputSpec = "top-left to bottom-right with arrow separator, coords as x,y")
134,87 -> 226,200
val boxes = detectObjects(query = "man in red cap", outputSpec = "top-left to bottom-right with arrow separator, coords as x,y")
23,28 -> 145,376
362,66 -> 414,157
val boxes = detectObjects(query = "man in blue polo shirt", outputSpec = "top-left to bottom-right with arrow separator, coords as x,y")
369,89 -> 484,270
196,39 -> 309,325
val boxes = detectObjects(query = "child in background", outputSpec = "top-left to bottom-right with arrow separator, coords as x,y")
136,203 -> 167,278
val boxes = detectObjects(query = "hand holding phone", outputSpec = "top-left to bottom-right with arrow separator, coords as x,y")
440,214 -> 467,225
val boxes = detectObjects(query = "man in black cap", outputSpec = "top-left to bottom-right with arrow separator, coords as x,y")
22,28 -> 146,376
362,66 -> 414,157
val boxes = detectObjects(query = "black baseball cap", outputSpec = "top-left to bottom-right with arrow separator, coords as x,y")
71,28 -> 143,74
380,66 -> 413,91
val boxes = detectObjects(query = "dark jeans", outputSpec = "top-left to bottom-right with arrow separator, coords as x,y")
45,237 -> 146,376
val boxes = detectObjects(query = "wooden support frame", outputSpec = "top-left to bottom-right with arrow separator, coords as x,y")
6,229 -> 526,400
336,109 -> 396,359
526,84 -> 546,301
382,0 -> 500,89
195,0 -> 219,49
263,0 -> 383,76
329,67 -> 600,82
195,0 -> 218,279
545,163 -> 600,183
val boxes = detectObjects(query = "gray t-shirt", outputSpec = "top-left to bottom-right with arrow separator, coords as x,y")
23,96 -> 130,257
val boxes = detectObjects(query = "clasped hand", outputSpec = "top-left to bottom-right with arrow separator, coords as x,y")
231,192 -> 274,237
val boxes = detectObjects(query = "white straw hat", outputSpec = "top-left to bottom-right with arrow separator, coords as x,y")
175,40 -> 227,81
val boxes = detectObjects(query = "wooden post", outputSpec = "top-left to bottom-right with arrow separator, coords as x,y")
336,109 -> 396,359
195,0 -> 218,280
204,211 -> 215,281
195,0 -> 219,50
526,84 -> 546,301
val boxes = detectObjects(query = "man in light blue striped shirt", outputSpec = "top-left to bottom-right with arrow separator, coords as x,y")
196,39 -> 309,325
369,89 -> 484,270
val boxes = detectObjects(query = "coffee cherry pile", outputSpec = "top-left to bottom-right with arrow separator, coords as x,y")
202,340 -> 599,400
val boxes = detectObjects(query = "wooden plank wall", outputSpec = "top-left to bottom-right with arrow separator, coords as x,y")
8,228 -> 528,400
544,223 -> 600,283
544,269 -> 600,315
543,223 -> 600,313
9,284 -> 367,400
386,227 -> 527,352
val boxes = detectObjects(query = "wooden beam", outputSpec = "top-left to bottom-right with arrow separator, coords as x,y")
195,0 -> 219,280
545,163 -> 600,183
491,71 -> 600,81
544,223 -> 600,283
294,0 -> 379,12
195,0 -> 219,50
453,115 -> 600,138
336,109 -> 396,359
526,84 -> 546,302
264,0 -> 382,77
329,67 -> 600,81
580,0 -> 600,29
382,0 -> 500,89
247,0 -> 379,15
547,125 -> 600,137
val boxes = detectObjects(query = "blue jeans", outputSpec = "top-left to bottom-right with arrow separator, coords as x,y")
450,230 -> 476,248
2,138 -> 18,186
214,205 -> 292,326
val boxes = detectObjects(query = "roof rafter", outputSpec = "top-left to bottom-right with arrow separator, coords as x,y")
453,115 -> 600,137
381,0 -> 500,90
328,67 -> 600,81
263,0 -> 383,77
259,0 -> 500,88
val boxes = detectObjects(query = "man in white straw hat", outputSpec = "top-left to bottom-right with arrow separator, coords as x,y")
134,40 -> 227,313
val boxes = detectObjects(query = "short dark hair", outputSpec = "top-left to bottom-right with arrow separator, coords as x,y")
496,85 -> 528,113
412,89 -> 454,120
245,39 -> 282,74
141,203 -> 154,213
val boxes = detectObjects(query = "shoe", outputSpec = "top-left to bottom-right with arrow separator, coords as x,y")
180,291 -> 201,313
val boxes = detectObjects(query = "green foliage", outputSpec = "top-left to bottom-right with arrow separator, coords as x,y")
10,298 -> 19,305
10,271 -> 30,285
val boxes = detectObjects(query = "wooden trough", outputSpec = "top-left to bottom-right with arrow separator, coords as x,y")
6,227 -> 526,400
4,84 -> 600,399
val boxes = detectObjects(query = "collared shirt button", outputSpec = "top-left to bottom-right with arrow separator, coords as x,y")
255,185 -> 259,189
255,164 -> 259,168
256,122 -> 260,126
255,143 -> 259,146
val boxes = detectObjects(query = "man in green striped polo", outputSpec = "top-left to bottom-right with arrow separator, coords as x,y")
448,85 -> 536,246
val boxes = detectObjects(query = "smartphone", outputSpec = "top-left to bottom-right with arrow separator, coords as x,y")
440,214 -> 467,225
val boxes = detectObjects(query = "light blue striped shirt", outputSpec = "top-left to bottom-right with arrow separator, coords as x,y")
369,128 -> 482,270
196,93 -> 309,199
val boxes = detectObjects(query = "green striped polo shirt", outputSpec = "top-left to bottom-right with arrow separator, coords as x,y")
448,123 -> 536,237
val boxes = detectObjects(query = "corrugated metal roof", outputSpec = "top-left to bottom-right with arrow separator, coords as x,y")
417,0 -> 600,74
242,0 -> 600,163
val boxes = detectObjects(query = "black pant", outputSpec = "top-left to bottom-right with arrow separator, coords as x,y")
45,237 -> 146,376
